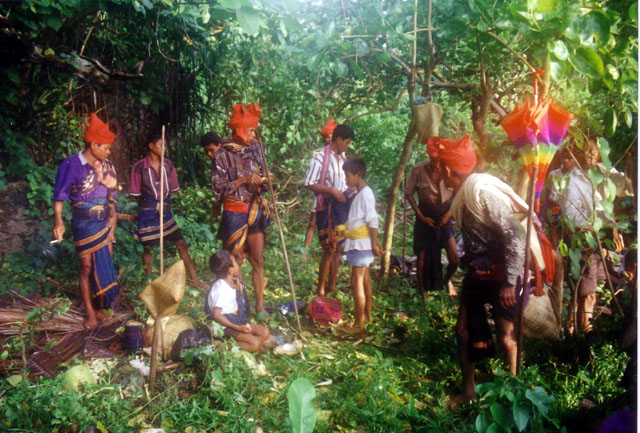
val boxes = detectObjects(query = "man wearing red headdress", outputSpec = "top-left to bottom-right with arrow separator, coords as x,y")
303,119 -> 337,256
405,136 -> 459,301
52,113 -> 119,328
437,135 -> 526,404
211,104 -> 270,313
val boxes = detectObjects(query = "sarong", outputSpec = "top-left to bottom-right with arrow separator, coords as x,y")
461,254 -> 522,363
71,199 -> 118,310
217,197 -> 270,255
413,200 -> 453,292
316,189 -> 355,251
135,195 -> 183,247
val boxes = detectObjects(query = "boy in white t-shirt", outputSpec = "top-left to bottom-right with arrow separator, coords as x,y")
205,250 -> 271,352
341,157 -> 384,327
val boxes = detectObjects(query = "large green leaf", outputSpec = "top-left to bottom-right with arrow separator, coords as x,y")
604,108 -> 617,136
46,16 -> 62,31
512,400 -> 531,432
476,412 -> 490,433
288,377 -> 317,433
528,0 -> 555,14
597,137 -> 612,171
236,6 -> 262,35
490,402 -> 511,430
580,11 -> 611,47
549,40 -> 569,60
569,47 -> 604,78
524,387 -> 552,417
588,167 -> 604,187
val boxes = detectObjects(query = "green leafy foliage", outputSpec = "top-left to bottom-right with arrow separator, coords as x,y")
475,370 -> 562,433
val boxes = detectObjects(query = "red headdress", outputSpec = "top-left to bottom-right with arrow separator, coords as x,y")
229,103 -> 261,144
85,113 -> 115,144
320,119 -> 337,137
425,136 -> 442,159
435,135 -> 477,174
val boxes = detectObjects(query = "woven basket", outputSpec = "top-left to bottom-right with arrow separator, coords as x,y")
523,285 -> 561,340
411,102 -> 443,143
140,260 -> 185,319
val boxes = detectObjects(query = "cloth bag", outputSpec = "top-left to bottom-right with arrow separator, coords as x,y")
309,297 -> 342,326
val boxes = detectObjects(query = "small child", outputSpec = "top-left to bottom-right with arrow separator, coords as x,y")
205,250 -> 271,352
341,157 -> 384,327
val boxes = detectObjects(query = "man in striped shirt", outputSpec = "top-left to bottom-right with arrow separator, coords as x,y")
304,124 -> 355,296
130,132 -> 206,289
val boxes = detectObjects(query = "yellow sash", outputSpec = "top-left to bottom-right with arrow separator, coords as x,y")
336,224 -> 369,240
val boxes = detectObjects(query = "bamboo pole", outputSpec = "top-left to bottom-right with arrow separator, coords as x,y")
402,175 -> 407,272
159,126 -> 165,275
516,164 -> 537,375
256,134 -> 303,334
150,126 -> 166,394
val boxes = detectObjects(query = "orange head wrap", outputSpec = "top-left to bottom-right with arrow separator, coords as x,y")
434,134 -> 476,174
85,113 -> 115,145
229,103 -> 260,144
425,136 -> 441,159
320,119 -> 337,137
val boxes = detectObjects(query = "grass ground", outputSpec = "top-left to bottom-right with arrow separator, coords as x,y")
0,189 -> 632,432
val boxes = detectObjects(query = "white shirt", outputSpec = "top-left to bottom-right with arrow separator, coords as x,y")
343,186 -> 379,252
548,166 -> 616,228
304,147 -> 347,197
206,279 -> 238,315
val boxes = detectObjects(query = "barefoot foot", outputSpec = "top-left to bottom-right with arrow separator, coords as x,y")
447,281 -> 458,298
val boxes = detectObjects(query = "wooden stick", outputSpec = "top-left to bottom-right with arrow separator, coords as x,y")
149,319 -> 160,394
159,126 -> 165,275
402,175 -> 406,273
516,164 -> 537,375
256,134 -> 303,334
150,126 -> 166,395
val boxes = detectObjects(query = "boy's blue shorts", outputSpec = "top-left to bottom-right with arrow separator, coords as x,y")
346,250 -> 374,267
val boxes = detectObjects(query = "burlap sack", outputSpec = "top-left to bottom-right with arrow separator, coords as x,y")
140,260 -> 185,319
523,285 -> 561,340
146,315 -> 193,356
411,102 -> 443,143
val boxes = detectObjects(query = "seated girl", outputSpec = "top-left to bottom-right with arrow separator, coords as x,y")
205,250 -> 271,352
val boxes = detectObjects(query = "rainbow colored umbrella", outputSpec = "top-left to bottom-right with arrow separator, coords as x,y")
500,98 -> 573,211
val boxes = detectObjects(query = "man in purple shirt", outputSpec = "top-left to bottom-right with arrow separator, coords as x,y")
52,113 -> 119,329
130,131 -> 206,289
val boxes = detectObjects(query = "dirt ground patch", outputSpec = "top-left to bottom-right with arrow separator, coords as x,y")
0,182 -> 40,256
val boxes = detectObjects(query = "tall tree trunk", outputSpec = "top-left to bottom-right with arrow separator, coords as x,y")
471,38 -> 491,169
380,122 -> 417,276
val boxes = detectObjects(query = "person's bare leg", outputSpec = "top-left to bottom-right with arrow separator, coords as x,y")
175,239 -> 207,289
495,314 -> 518,375
363,267 -> 372,323
327,246 -> 341,293
143,248 -> 153,275
351,266 -> 367,326
444,236 -> 459,298
317,248 -> 333,296
246,231 -> 266,313
235,333 -> 262,352
78,255 -> 100,328
416,251 -> 427,301
304,212 -> 317,257
577,293 -> 597,333
454,304 -> 477,402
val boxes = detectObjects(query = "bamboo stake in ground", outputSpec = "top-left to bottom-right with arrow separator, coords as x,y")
516,165 -> 537,375
256,134 -> 302,334
150,125 -> 166,394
